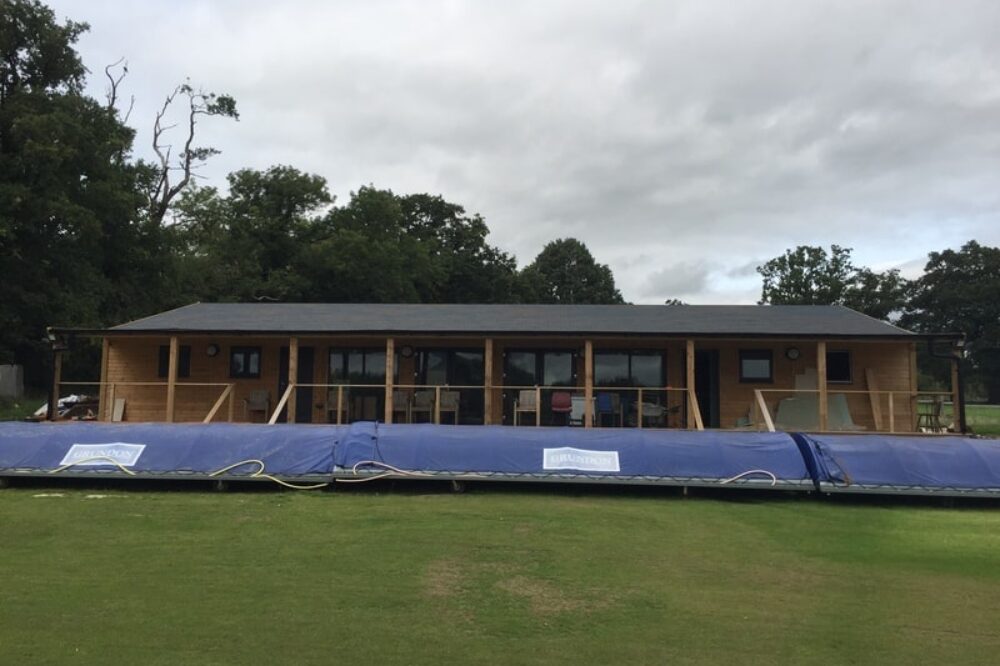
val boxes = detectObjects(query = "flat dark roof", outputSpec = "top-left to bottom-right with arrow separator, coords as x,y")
79,303 -> 922,339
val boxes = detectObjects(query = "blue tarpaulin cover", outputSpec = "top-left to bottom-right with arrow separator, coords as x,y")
334,422 -> 814,487
0,422 -> 341,478
796,433 -> 1000,494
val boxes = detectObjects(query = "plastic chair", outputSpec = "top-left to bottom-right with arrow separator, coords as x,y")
243,389 -> 270,422
595,392 -> 621,427
551,391 -> 573,426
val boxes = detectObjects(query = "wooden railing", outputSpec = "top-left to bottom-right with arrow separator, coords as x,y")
56,380 -> 235,423
280,383 -> 704,430
752,388 -> 955,433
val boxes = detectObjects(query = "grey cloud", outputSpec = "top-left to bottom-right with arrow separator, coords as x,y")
52,0 -> 1000,302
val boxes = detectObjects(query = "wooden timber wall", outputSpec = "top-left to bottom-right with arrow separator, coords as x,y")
101,335 -> 915,430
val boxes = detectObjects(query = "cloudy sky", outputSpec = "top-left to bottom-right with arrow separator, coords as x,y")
51,0 -> 1000,303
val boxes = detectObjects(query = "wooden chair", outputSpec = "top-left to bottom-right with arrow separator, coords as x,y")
410,389 -> 435,423
514,389 -> 537,426
392,389 -> 411,423
439,390 -> 460,424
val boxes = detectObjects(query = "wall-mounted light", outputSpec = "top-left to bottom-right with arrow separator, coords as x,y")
206,343 -> 220,357
785,347 -> 801,361
400,345 -> 414,358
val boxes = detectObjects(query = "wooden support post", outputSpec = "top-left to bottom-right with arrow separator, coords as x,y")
336,385 -> 344,425
685,340 -> 696,428
817,341 -> 828,431
908,342 -> 918,431
950,357 -> 960,431
384,337 -> 395,424
99,338 -> 110,421
535,386 -> 541,427
584,340 -> 594,428
269,383 -> 294,425
227,383 -> 235,422
755,390 -> 776,432
165,336 -> 179,423
287,337 -> 299,423
689,388 -> 705,431
434,385 -> 441,425
887,392 -> 895,434
483,338 -> 494,425
637,387 -> 644,429
865,368 -> 884,431
48,349 -> 63,421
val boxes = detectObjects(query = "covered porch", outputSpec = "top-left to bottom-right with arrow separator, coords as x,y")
50,332 -> 964,434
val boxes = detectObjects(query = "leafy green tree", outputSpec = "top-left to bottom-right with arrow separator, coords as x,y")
518,238 -> 625,304
0,0 -> 139,383
757,245 -> 909,320
902,241 -> 1000,403
174,166 -> 332,301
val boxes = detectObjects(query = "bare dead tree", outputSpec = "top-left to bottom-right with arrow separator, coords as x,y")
104,57 -> 134,123
146,82 -> 238,226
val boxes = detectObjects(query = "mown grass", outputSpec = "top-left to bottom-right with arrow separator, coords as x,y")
1,485 -> 998,665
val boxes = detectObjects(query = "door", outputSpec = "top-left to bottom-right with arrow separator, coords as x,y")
278,346 -> 315,423
694,349 -> 720,428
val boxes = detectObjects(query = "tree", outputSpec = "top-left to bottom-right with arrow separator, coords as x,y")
902,241 -> 1000,403
757,245 -> 908,320
173,166 -> 332,301
0,0 -> 139,383
518,238 -> 624,304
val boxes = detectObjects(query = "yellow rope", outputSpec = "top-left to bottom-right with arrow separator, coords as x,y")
49,456 -> 137,476
208,459 -> 329,491
49,456 -> 327,490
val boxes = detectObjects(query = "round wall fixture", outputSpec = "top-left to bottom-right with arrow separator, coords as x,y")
206,343 -> 220,357
400,345 -> 415,358
785,347 -> 800,360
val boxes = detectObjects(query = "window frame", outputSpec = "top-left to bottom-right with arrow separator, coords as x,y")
738,349 -> 774,383
593,350 -> 666,388
229,346 -> 262,379
826,349 -> 853,384
157,345 -> 191,379
328,348 -> 394,384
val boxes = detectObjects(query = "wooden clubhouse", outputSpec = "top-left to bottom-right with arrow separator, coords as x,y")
49,303 -> 966,433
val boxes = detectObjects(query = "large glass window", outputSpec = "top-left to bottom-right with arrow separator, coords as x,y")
542,352 -> 574,387
594,351 -> 665,387
505,351 -> 537,386
329,349 -> 387,383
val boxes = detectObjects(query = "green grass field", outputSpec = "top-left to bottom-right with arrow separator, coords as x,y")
1,486 -> 999,665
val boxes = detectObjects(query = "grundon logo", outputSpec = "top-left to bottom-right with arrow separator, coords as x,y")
59,443 -> 147,468
542,447 -> 620,473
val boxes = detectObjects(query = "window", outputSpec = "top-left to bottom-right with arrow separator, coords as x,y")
739,349 -> 773,383
416,350 -> 484,386
502,350 -> 576,386
329,349 -> 388,384
826,350 -> 852,383
594,351 -> 665,387
157,345 -> 191,378
230,346 -> 262,378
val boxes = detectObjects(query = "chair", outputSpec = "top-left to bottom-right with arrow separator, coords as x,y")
439,390 -> 460,424
595,392 -> 621,427
243,390 -> 270,422
569,395 -> 593,426
392,389 -> 411,423
917,397 -> 946,433
410,389 -> 435,423
514,389 -> 538,426
551,391 -> 573,426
